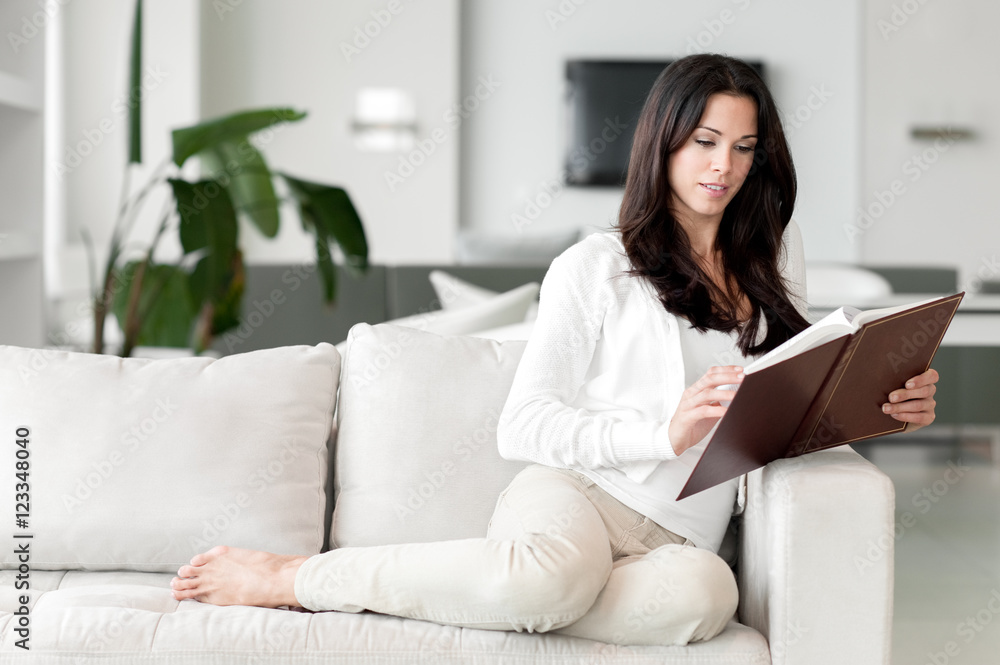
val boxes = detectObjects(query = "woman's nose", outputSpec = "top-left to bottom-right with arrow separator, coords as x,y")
712,152 -> 732,173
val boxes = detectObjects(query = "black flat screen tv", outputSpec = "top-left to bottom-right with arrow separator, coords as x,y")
564,59 -> 765,187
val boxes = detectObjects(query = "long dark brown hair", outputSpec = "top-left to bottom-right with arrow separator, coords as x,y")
617,54 -> 808,355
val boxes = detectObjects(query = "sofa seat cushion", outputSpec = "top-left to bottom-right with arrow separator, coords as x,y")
0,344 -> 340,573
0,574 -> 769,663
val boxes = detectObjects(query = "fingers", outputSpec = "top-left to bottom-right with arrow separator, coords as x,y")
890,366 -> 938,404
882,369 -> 940,429
670,366 -> 747,456
889,408 -> 935,426
883,395 -> 936,428
884,396 -> 935,415
888,382 -> 936,404
690,366 -> 744,392
688,404 -> 729,420
699,389 -> 738,405
904,368 -> 939,390
682,386 -> 738,410
701,365 -> 744,379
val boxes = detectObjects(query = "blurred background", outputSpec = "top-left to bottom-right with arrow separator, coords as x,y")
1,1 -> 998,662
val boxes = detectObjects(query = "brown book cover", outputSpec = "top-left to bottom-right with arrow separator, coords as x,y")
676,292 -> 964,500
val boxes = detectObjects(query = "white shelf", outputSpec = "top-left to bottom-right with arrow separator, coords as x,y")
0,230 -> 41,261
0,0 -> 46,348
0,69 -> 42,112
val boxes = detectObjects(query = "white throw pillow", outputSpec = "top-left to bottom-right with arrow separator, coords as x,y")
429,270 -> 540,321
467,320 -> 536,342
334,281 -> 539,355
333,323 -> 529,548
0,344 -> 339,572
428,270 -> 502,310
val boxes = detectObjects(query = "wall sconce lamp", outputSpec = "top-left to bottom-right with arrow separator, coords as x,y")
351,87 -> 417,152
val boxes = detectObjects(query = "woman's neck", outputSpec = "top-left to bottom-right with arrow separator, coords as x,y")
674,214 -> 751,321
675,215 -> 721,261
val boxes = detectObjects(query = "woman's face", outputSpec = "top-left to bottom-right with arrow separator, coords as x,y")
667,93 -> 758,229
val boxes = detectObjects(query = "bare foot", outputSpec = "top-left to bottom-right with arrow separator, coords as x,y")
170,545 -> 309,607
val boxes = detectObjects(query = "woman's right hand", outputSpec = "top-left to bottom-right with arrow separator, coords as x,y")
667,366 -> 744,456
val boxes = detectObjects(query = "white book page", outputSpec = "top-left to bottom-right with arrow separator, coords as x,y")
744,307 -> 859,374
850,295 -> 944,327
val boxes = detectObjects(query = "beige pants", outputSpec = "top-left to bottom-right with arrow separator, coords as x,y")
294,464 -> 738,646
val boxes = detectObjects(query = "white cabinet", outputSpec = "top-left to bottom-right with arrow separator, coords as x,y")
0,1 -> 46,347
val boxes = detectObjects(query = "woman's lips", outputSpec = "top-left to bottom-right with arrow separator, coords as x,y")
700,183 -> 729,198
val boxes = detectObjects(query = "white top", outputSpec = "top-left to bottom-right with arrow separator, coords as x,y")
496,221 -> 807,552
677,323 -> 747,388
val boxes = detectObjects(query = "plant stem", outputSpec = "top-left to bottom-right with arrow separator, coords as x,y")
120,260 -> 147,358
92,166 -> 134,353
117,157 -> 172,239
93,157 -> 173,354
119,202 -> 173,357
193,302 -> 214,355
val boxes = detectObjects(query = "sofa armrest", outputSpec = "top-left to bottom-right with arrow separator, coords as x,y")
738,447 -> 894,665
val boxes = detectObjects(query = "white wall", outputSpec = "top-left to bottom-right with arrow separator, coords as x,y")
54,0 -> 862,279
459,0 -> 863,263
861,0 -> 1000,291
200,0 -> 460,265
57,0 -> 199,284
50,0 -> 998,300
46,0 -> 199,345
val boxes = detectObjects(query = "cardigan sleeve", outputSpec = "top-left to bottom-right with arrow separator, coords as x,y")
496,239 -> 676,482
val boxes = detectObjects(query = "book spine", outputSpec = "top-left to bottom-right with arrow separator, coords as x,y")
784,332 -> 864,458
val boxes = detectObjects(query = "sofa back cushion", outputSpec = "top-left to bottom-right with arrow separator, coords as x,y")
333,324 -> 528,547
0,344 -> 339,572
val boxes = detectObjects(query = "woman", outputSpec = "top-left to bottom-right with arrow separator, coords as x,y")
170,54 -> 938,646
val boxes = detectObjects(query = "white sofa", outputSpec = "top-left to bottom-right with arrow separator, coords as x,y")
0,323 -> 894,663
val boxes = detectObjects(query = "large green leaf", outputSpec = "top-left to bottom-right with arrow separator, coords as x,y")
171,108 -> 306,168
112,261 -> 196,348
198,142 -> 280,238
127,0 -> 143,164
202,249 -> 245,336
168,178 -> 239,306
281,173 -> 368,298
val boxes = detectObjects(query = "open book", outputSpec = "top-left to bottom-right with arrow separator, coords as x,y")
676,292 -> 964,500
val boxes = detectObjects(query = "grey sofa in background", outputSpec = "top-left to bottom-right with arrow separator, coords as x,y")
210,263 -> 549,356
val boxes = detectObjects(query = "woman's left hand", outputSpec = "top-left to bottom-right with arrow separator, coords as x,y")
883,368 -> 939,431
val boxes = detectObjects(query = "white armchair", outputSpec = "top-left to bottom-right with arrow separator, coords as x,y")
805,263 -> 895,309
740,448 -> 895,664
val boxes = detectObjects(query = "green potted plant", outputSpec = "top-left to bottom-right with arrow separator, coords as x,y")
89,0 -> 367,357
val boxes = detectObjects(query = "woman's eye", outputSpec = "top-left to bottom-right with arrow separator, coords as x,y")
695,139 -> 714,147
736,145 -> 756,153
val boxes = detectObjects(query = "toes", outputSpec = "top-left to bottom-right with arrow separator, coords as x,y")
177,564 -> 199,578
190,545 -> 230,567
171,587 -> 202,601
171,577 -> 199,591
